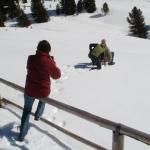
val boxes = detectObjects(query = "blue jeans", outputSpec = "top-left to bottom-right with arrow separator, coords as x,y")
19,94 -> 45,139
90,55 -> 101,68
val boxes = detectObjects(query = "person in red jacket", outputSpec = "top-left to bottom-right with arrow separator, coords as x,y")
19,40 -> 61,141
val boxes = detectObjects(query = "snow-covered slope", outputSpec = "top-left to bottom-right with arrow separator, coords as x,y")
0,0 -> 150,149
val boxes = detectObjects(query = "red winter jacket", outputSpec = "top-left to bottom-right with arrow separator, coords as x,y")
25,50 -> 61,98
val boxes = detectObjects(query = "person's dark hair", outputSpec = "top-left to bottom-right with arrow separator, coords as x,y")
37,40 -> 51,53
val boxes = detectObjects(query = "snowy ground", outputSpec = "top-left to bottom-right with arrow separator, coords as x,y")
0,0 -> 150,149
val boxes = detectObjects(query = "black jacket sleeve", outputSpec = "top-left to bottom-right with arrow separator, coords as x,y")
89,43 -> 98,51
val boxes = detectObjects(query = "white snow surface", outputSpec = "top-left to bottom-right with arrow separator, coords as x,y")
0,0 -> 150,150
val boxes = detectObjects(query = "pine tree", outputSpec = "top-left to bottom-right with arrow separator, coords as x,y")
60,0 -> 76,15
0,11 -> 5,27
8,0 -> 21,18
0,0 -> 8,21
31,0 -> 49,23
0,0 -> 21,20
36,4 -> 49,23
102,2 -> 109,15
60,0 -> 65,14
66,0 -> 76,15
17,9 -> 31,27
77,0 -> 83,14
56,3 -> 61,15
83,0 -> 88,10
83,0 -> 96,13
22,0 -> 27,3
127,6 -> 148,38
31,0 -> 40,17
0,1 -> 5,26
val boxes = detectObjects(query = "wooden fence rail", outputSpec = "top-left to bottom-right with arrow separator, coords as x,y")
0,77 -> 150,150
1,98 -> 106,150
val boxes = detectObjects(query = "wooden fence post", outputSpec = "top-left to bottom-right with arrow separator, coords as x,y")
112,125 -> 124,150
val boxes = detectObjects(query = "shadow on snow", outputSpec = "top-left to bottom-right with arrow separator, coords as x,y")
74,62 -> 93,69
0,107 -> 72,150
90,13 -> 103,18
0,122 -> 29,150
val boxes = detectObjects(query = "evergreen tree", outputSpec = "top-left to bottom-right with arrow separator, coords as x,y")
60,0 -> 65,14
56,3 -> 61,15
36,4 -> 49,23
0,0 -> 9,21
0,1 -> 6,26
65,0 -> 76,15
83,0 -> 88,10
31,0 -> 49,23
7,0 -> 21,18
0,0 -> 21,23
77,0 -> 83,14
41,0 -> 44,4
127,6 -> 148,38
102,2 -> 109,15
17,9 -> 31,27
83,0 -> 96,13
22,0 -> 27,3
0,11 -> 5,27
60,0 -> 76,15
31,0 -> 40,17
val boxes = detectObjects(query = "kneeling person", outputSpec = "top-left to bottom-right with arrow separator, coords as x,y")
89,39 -> 114,69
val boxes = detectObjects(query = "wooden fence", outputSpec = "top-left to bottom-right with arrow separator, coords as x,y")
0,77 -> 150,150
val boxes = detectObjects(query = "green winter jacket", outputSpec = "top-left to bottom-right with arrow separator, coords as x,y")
91,44 -> 105,57
91,44 -> 112,61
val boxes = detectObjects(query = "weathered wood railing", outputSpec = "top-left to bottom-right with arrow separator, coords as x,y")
0,77 -> 150,150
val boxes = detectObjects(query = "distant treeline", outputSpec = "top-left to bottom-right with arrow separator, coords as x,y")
0,0 -> 107,27
0,0 -> 148,39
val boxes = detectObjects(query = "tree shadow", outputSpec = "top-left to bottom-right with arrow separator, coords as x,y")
90,13 -> 103,18
3,107 -> 72,150
74,62 -> 93,69
47,9 -> 58,17
146,25 -> 150,31
5,107 -> 22,119
30,123 -> 72,150
7,12 -> 33,27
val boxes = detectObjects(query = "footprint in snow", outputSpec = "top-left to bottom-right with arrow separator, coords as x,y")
58,120 -> 66,128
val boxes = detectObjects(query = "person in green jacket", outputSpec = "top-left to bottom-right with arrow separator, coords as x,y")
88,39 -> 114,69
